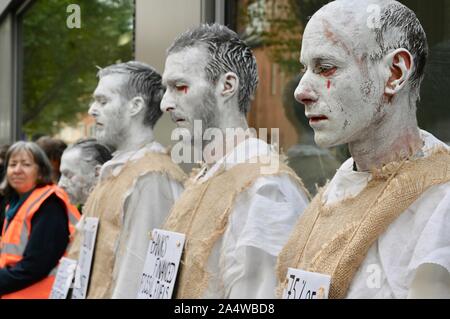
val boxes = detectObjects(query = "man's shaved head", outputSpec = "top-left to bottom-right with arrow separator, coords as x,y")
310,0 -> 427,100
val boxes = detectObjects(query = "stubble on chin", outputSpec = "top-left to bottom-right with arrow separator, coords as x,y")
314,129 -> 339,149
96,133 -> 110,149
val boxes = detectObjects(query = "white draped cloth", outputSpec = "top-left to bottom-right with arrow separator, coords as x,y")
322,130 -> 450,298
99,141 -> 184,299
195,138 -> 309,298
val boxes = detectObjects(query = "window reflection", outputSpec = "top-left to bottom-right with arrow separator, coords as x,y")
21,0 -> 134,142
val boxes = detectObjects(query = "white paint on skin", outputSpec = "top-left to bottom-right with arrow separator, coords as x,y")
58,148 -> 98,206
161,46 -> 220,138
89,74 -> 131,150
295,0 -> 422,171
89,73 -> 155,153
161,45 -> 248,164
295,10 -> 386,148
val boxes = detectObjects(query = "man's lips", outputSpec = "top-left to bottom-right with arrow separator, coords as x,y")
307,115 -> 329,123
172,115 -> 185,123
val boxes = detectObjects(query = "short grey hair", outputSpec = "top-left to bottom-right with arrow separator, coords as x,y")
98,61 -> 164,128
0,141 -> 53,199
66,138 -> 112,167
369,1 -> 428,100
168,23 -> 258,114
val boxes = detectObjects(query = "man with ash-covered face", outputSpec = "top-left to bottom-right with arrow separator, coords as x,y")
160,23 -> 309,298
58,138 -> 112,209
277,0 -> 450,298
68,61 -> 186,298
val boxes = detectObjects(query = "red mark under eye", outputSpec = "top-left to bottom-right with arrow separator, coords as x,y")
327,80 -> 331,89
176,85 -> 188,94
322,67 -> 337,77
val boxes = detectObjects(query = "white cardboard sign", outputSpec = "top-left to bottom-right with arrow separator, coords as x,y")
49,257 -> 77,299
282,268 -> 331,299
137,229 -> 186,299
71,217 -> 99,299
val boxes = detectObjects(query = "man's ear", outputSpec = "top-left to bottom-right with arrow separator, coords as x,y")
384,48 -> 414,96
218,72 -> 239,101
128,96 -> 145,117
94,164 -> 102,178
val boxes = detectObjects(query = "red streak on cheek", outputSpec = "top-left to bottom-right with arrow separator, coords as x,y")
183,87 -> 188,94
327,80 -> 331,89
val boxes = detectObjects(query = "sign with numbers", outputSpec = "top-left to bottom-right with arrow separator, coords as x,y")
137,229 -> 186,299
71,217 -> 99,299
49,257 -> 77,299
282,268 -> 331,299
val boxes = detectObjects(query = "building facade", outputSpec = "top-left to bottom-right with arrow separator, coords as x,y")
1,0 -> 449,191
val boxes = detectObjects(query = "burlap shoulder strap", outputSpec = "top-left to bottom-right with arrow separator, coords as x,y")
164,156 -> 307,298
277,148 -> 450,298
67,151 -> 186,298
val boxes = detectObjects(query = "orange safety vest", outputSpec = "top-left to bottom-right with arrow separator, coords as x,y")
0,185 -> 81,299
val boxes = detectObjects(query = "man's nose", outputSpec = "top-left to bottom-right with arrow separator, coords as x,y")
88,102 -> 99,117
294,78 -> 318,106
160,93 -> 175,113
58,176 -> 68,189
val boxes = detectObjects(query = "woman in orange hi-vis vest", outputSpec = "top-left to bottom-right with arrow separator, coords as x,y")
0,141 -> 80,299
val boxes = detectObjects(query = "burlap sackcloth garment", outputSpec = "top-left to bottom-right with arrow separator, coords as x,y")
164,156 -> 309,299
276,147 -> 450,299
67,151 -> 186,298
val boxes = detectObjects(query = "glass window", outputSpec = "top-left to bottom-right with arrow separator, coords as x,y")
0,14 -> 13,144
405,0 -> 450,144
20,0 -> 134,143
230,0 -> 450,195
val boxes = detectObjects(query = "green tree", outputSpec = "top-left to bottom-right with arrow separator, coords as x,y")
22,0 -> 134,136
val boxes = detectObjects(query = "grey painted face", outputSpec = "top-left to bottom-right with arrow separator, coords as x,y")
294,3 -> 387,148
89,73 -> 130,149
58,148 -> 98,205
161,46 -> 220,140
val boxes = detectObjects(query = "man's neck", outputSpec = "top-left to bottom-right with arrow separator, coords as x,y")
349,100 -> 423,172
115,125 -> 154,153
202,112 -> 250,166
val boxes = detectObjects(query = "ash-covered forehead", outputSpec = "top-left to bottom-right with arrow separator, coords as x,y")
316,0 -> 391,25
303,0 -> 385,58
305,0 -> 428,95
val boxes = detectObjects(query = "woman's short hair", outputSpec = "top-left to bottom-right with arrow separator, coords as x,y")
0,141 -> 53,199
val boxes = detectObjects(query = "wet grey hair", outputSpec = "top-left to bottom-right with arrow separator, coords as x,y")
167,23 -> 258,114
65,138 -> 112,167
97,61 -> 164,128
0,141 -> 53,199
369,1 -> 428,100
